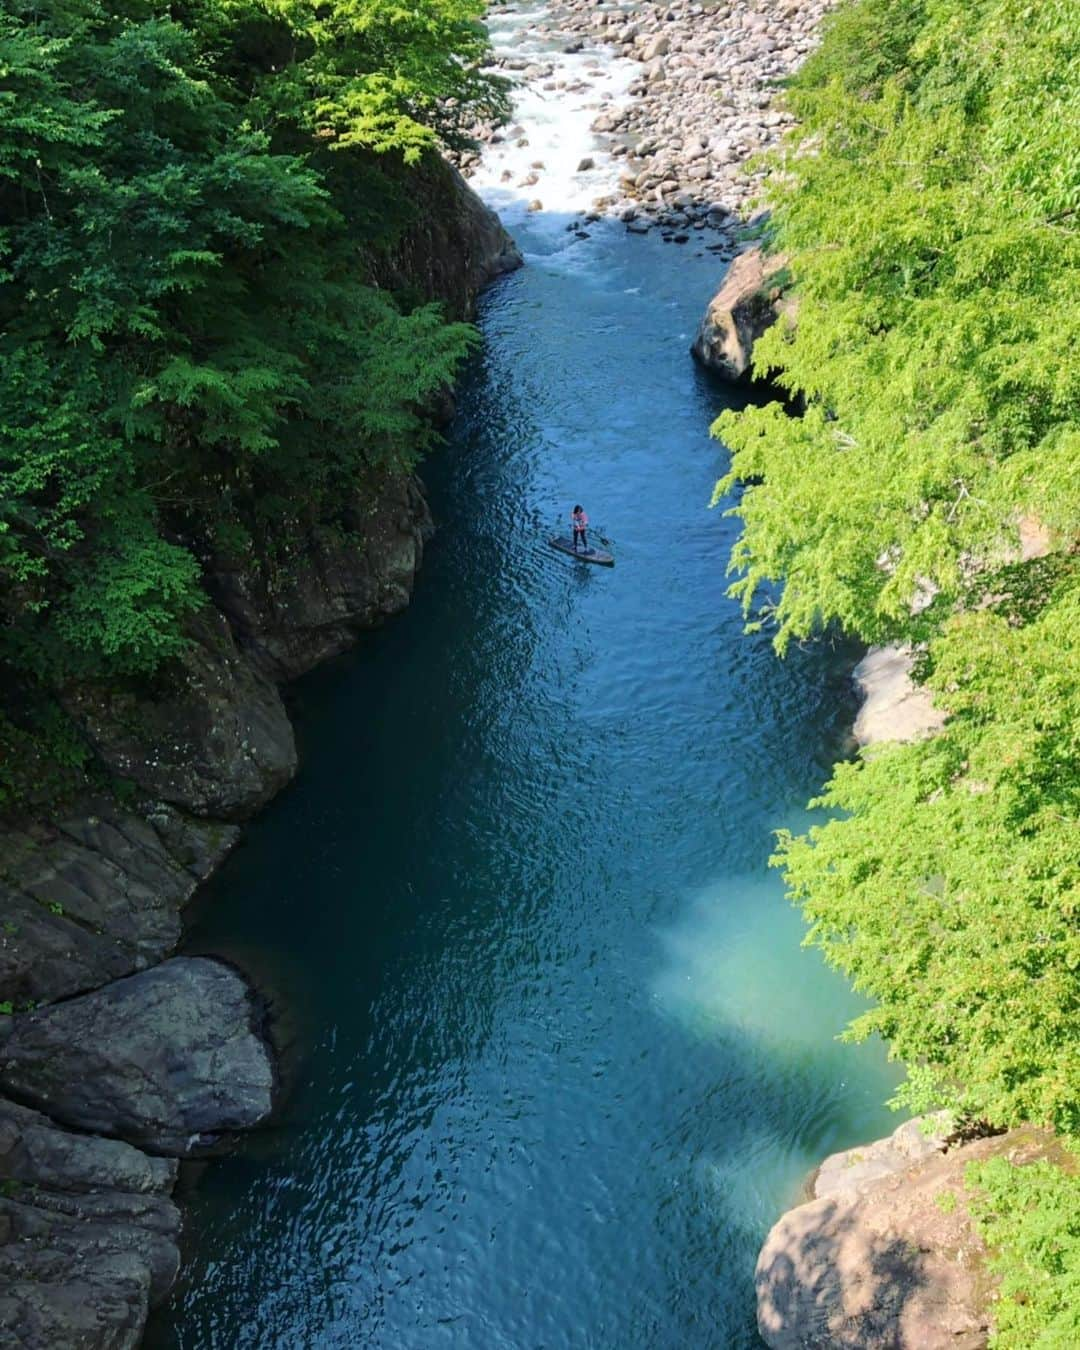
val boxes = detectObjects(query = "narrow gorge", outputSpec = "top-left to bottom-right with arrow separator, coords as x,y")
2,1 -> 1076,1347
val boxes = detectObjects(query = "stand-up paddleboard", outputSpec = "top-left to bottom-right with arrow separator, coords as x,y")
548,536 -> 615,567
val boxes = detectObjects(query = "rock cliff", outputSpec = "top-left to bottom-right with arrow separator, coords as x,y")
0,158 -> 519,1348
690,246 -> 791,382
755,1120 -> 1064,1350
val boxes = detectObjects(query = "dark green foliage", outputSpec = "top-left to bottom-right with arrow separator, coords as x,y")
0,0 -> 499,803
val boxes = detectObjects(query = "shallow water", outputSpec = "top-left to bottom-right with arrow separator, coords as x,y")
150,15 -> 898,1348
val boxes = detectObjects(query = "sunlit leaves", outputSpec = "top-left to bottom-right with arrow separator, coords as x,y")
711,0 -> 1080,1144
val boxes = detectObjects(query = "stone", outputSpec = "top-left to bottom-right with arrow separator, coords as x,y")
369,158 -> 522,320
208,476 -> 433,684
0,958 -> 275,1156
756,1126 -> 1065,1350
0,1095 -> 181,1348
577,156 -> 596,172
0,799 -> 237,1007
689,246 -> 788,381
63,609 -> 298,822
813,1114 -> 952,1202
853,645 -> 947,746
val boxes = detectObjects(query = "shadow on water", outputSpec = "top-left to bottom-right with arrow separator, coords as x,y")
147,216 -> 896,1350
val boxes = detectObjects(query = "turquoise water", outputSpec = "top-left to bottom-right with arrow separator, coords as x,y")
152,221 -> 897,1347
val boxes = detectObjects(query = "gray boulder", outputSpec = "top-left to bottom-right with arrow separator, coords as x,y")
0,798 -> 238,1007
64,610 -> 297,821
813,1113 -> 950,1202
0,1095 -> 180,1349
370,157 -> 522,320
0,958 -> 275,1156
208,476 -> 433,682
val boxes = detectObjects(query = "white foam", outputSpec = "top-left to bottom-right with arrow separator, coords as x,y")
470,8 -> 641,243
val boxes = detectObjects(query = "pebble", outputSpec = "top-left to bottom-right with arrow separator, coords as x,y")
459,0 -> 836,243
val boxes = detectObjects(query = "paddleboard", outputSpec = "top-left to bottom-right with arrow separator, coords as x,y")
548,537 -> 615,567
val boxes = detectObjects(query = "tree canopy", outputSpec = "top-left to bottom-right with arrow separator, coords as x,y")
712,4 -> 1079,1330
0,0 -> 504,801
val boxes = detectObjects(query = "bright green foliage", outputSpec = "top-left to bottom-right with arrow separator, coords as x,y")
713,0 -> 1080,1135
714,0 -> 1080,649
967,1147 -> 1080,1348
273,0 -> 509,160
777,568 -> 1080,1132
0,0 -> 498,800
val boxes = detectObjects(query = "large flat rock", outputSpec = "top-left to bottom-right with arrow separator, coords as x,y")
812,1113 -> 951,1202
756,1125 -> 1062,1350
0,957 -> 275,1156
0,799 -> 237,1008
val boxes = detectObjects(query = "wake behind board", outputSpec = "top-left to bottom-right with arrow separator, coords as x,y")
548,536 -> 615,567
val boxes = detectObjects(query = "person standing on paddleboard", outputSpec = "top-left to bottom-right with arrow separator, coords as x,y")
571,504 -> 589,553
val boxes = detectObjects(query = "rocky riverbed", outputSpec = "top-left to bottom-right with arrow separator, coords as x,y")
459,0 -> 836,247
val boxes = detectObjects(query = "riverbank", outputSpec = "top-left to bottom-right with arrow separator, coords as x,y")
0,157 -> 520,1347
464,0 -> 835,243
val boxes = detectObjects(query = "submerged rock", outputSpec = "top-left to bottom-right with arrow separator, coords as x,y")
756,1123 -> 1063,1350
0,958 -> 275,1156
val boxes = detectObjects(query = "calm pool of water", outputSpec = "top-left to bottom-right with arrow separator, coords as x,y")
150,218 -> 897,1348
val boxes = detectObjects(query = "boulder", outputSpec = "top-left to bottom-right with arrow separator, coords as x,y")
756,1124 -> 1064,1350
813,1114 -> 951,1202
0,1095 -> 180,1349
0,799 -> 237,1007
207,476 -> 433,683
853,645 -> 946,747
690,246 -> 789,381
64,610 -> 297,821
0,958 -> 275,1156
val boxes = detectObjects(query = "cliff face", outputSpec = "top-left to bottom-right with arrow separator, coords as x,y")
370,157 -> 524,320
0,161 -> 519,1350
755,1119 -> 1065,1350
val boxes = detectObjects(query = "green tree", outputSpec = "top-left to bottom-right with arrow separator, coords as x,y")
713,0 -> 1080,1128
0,0 -> 500,798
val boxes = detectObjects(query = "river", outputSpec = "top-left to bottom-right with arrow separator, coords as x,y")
150,11 -> 897,1348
